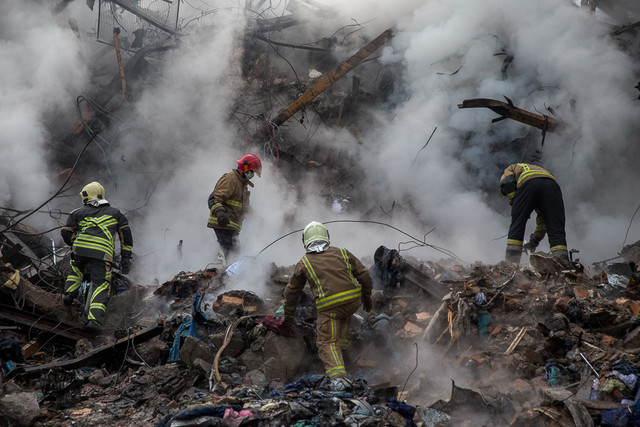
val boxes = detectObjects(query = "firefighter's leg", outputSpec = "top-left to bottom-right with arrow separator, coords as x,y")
316,310 -> 347,378
64,256 -> 88,298
87,260 -> 111,327
538,181 -> 571,267
337,299 -> 360,351
214,229 -> 237,257
507,182 -> 537,265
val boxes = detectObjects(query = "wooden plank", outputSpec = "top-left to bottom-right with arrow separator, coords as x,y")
458,98 -> 561,131
504,327 -> 528,355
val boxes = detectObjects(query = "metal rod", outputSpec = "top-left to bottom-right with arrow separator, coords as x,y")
579,352 -> 599,377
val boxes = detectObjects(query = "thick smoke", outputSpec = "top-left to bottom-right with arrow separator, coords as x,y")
4,1 -> 640,280
0,2 -> 89,221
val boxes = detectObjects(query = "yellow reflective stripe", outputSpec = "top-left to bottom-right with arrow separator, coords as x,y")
506,239 -> 523,246
302,255 -> 324,299
211,203 -> 223,211
516,163 -> 555,186
329,316 -> 340,366
121,245 -> 133,251
535,225 -> 547,231
74,241 -> 114,254
207,217 -> 241,231
339,248 -> 358,287
75,234 -> 114,246
224,199 -> 243,208
327,366 -> 346,377
316,288 -> 361,310
550,245 -> 567,252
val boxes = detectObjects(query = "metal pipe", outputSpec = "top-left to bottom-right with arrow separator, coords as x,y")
579,352 -> 599,377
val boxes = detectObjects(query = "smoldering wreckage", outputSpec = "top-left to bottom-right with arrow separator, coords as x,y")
3,1 -> 640,426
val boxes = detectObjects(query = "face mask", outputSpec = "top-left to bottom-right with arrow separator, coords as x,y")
244,171 -> 255,180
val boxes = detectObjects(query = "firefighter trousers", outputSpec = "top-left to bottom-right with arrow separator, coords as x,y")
64,255 -> 112,326
316,298 -> 361,378
508,178 -> 567,253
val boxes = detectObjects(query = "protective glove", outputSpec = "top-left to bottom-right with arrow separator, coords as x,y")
216,210 -> 229,228
120,254 -> 132,274
523,239 -> 539,254
284,314 -> 297,326
63,293 -> 75,305
362,295 -> 373,312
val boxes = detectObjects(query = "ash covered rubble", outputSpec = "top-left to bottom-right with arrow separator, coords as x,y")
3,232 -> 640,426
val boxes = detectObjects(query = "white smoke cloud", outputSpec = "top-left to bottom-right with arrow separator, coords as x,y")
4,0 -> 640,285
0,2 -> 89,222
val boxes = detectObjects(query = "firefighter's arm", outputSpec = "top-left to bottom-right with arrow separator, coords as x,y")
530,209 -> 547,243
349,251 -> 373,298
209,174 -> 232,215
283,261 -> 307,318
61,210 -> 78,246
117,213 -> 133,258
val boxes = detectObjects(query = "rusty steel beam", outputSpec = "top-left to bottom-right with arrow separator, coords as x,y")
0,303 -> 92,343
457,98 -> 561,131
258,28 -> 393,136
6,323 -> 163,380
401,262 -> 449,301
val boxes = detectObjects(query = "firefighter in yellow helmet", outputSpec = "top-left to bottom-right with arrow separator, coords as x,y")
207,154 -> 262,259
499,163 -> 571,268
283,221 -> 373,379
61,182 -> 133,330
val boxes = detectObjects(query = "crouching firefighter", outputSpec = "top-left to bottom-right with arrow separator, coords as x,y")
61,182 -> 133,330
283,221 -> 373,379
499,163 -> 571,268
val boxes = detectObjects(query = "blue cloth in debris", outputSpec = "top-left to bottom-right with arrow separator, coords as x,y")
156,404 -> 241,427
282,374 -> 326,393
600,403 -> 640,427
168,316 -> 192,362
387,397 -> 417,427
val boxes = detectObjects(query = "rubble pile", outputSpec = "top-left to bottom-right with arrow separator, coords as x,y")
2,243 -> 640,426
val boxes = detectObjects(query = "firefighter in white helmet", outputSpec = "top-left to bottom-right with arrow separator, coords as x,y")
61,182 -> 133,331
283,221 -> 373,379
207,154 -> 262,260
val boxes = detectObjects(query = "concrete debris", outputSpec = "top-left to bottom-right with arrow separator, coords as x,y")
1,234 -> 640,426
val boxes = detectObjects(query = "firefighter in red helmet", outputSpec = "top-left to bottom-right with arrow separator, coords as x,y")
207,154 -> 262,260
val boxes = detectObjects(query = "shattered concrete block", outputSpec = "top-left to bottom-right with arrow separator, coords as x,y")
179,336 -> 216,369
210,330 -> 244,357
0,392 -> 41,426
240,331 -> 308,382
131,336 -> 167,366
244,369 -> 268,386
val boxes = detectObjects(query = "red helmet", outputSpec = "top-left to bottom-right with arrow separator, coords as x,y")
237,153 -> 262,177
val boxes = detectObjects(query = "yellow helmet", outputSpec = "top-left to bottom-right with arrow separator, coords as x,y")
302,221 -> 330,248
80,182 -> 105,204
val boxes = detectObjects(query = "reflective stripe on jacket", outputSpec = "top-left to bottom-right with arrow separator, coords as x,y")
61,204 -> 133,262
284,246 -> 373,314
500,163 -> 555,188
207,169 -> 253,232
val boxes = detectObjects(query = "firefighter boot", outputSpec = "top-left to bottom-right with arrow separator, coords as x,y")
505,249 -> 522,266
552,250 -> 573,270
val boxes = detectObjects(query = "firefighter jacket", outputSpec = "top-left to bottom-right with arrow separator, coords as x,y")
284,246 -> 373,316
61,203 -> 133,262
500,163 -> 556,189
207,169 -> 253,232
501,163 -> 556,241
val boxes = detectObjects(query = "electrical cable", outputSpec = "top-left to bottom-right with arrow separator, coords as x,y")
256,219 -> 465,263
622,200 -> 640,248
1,131 -> 100,234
